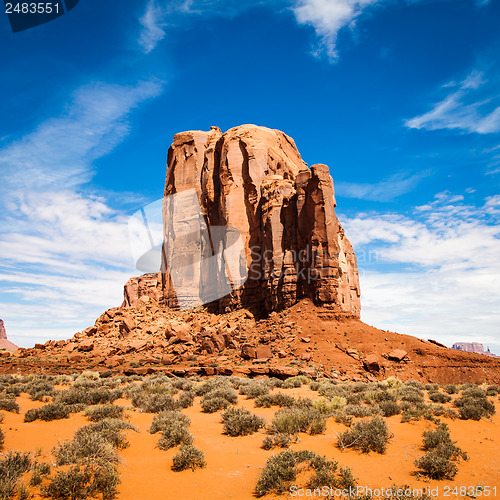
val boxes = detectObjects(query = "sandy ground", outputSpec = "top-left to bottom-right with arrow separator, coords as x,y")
2,387 -> 499,500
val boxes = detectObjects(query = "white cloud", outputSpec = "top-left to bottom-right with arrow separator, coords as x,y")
0,81 -> 163,347
405,70 -> 500,134
138,0 -> 167,54
341,192 -> 500,353
292,0 -> 380,60
335,171 -> 428,201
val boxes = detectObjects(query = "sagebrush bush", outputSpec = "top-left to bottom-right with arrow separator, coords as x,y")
41,461 -> 119,500
422,423 -> 466,460
0,398 -> 20,414
171,445 -> 206,472
0,429 -> 4,451
84,405 -> 125,422
221,407 -> 265,437
239,381 -> 270,399
200,396 -> 230,413
377,400 -> 400,417
176,390 -> 196,409
149,410 -> 192,450
415,452 -> 458,480
254,393 -> 299,409
282,376 -> 311,389
27,380 -> 55,401
271,407 -> 325,436
343,403 -> 375,418
255,449 -> 354,497
312,396 -> 346,414
454,394 -> 495,420
131,393 -> 176,413
24,403 -> 71,423
338,417 -> 392,454
428,392 -> 452,404
29,461 -> 51,486
0,451 -> 32,499
444,384 -> 458,394
261,433 -> 295,450
56,386 -> 121,406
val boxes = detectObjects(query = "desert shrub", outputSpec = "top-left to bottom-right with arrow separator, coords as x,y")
24,403 -> 71,423
333,412 -> 353,427
200,396 -> 230,413
84,405 -> 125,422
0,398 -> 20,414
415,452 -> 458,480
313,397 -> 346,414
171,445 -> 206,472
41,461 -> 119,500
363,388 -> 396,404
149,410 -> 190,434
337,417 -> 392,454
176,390 -> 195,409
384,377 -> 402,389
255,449 -> 354,497
461,386 -> 487,399
309,381 -> 320,391
170,378 -> 194,391
282,376 -> 311,389
344,404 -> 375,418
203,387 -> 237,404
377,400 -> 400,417
0,429 -> 4,451
403,380 -> 424,390
221,407 -> 265,437
428,392 -> 452,404
454,394 -> 495,420
239,381 -> 270,399
56,386 -> 120,406
4,383 -> 24,398
486,384 -> 500,396
194,377 -> 232,397
443,384 -> 458,394
425,383 -> 439,391
53,419 -> 134,466
29,461 -> 51,486
255,393 -> 297,408
261,433 -> 295,450
271,408 -> 325,435
149,410 -> 192,450
422,424 -> 457,452
0,451 -> 32,499
74,419 -> 135,450
131,393 -> 176,413
26,379 -> 56,401
158,424 -> 193,451
398,387 -> 424,404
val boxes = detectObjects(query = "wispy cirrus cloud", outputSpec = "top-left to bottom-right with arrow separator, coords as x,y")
335,171 -> 429,202
405,69 -> 500,134
342,192 -> 500,351
138,0 -> 168,54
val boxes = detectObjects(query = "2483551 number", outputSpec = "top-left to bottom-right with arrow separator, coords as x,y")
5,3 -> 60,14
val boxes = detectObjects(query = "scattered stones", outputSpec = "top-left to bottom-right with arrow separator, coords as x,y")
388,349 -> 408,362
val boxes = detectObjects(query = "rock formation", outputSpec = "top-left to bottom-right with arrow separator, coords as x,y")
452,342 -> 498,358
0,319 -> 18,351
127,125 -> 361,317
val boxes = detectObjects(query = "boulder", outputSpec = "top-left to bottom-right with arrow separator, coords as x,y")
388,349 -> 408,362
363,354 -> 380,372
255,344 -> 272,359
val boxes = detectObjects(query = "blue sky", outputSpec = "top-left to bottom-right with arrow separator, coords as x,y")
0,0 -> 499,352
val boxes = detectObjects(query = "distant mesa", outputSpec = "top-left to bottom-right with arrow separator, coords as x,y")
0,319 -> 18,352
452,342 -> 498,358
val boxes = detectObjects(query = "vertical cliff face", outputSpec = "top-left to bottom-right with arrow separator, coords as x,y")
0,319 -> 18,351
159,124 -> 361,317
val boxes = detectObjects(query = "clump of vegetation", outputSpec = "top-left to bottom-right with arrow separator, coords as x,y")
239,381 -> 270,399
282,376 -> 311,389
454,389 -> 495,421
221,407 -> 265,437
131,393 -> 176,413
55,386 -> 121,407
415,423 -> 467,480
271,407 -> 326,436
24,403 -> 71,423
0,398 -> 20,414
53,419 -> 135,466
200,386 -> 238,413
176,390 -> 196,409
84,405 -> 125,422
377,400 -> 400,417
443,384 -> 458,394
255,449 -> 355,497
0,451 -> 32,499
149,410 -> 193,450
0,429 -> 4,451
254,393 -> 298,408
261,433 -> 296,450
343,403 -> 376,418
27,379 -> 56,402
486,384 -> 500,396
312,396 -> 346,414
337,417 -> 392,454
41,461 -> 119,500
171,445 -> 206,472
29,461 -> 51,486
428,392 -> 452,404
